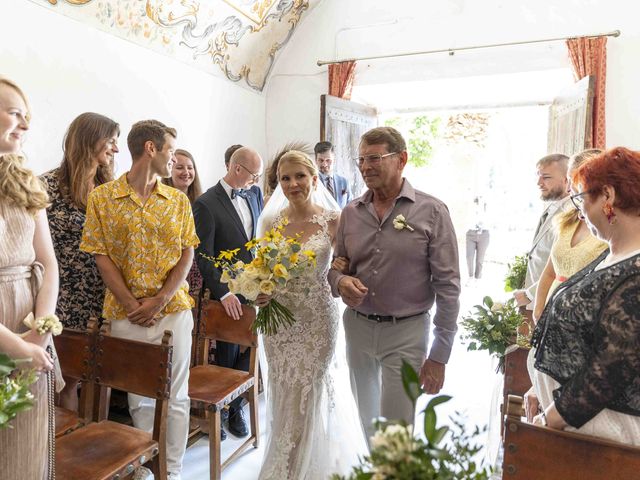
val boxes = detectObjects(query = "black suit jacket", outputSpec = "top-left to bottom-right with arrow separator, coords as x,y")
193,182 -> 263,300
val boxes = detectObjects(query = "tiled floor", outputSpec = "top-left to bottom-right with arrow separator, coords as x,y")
181,399 -> 268,480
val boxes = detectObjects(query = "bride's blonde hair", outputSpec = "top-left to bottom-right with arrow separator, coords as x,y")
0,77 -> 49,214
277,150 -> 319,178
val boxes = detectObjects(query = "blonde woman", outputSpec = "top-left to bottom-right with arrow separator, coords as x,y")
0,77 -> 59,479
162,149 -> 203,298
532,149 -> 608,323
256,150 -> 366,479
40,112 -> 119,411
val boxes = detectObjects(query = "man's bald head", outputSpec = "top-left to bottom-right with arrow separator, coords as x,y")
227,146 -> 263,188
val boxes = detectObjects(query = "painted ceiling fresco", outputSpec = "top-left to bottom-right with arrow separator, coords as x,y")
33,0 -> 321,91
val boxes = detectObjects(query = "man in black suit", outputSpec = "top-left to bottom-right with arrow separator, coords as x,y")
193,146 -> 264,439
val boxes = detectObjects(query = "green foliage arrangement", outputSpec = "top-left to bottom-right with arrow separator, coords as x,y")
504,255 -> 528,292
384,115 -> 441,168
0,353 -> 37,429
460,296 -> 525,372
331,361 -> 491,480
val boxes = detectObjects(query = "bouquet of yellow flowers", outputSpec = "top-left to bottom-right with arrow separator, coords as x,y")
213,222 -> 317,335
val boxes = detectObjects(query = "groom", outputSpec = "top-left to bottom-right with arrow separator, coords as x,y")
328,127 -> 461,439
193,146 -> 264,439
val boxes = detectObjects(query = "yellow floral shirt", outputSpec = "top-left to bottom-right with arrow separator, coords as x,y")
80,173 -> 199,320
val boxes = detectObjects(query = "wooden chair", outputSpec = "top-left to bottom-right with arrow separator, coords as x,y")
502,395 -> 640,478
189,298 -> 259,480
56,322 -> 173,480
53,318 -> 99,437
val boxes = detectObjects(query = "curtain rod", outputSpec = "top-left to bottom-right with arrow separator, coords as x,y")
317,29 -> 620,66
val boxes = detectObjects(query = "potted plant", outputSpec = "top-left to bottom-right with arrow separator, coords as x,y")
460,296 -> 525,373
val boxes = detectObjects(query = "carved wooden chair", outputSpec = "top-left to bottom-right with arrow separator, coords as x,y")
502,395 -> 640,478
56,321 -> 173,480
53,318 -> 99,437
189,298 -> 259,480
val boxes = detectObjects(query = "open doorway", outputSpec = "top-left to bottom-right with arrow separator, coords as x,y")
321,67 -> 576,464
345,67 -> 575,281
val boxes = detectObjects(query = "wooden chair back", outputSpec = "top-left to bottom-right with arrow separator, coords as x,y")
503,395 -> 640,478
54,324 -> 95,379
53,318 -> 99,420
94,329 -> 173,400
199,299 -> 257,348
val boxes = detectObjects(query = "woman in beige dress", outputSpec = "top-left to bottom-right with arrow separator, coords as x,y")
0,77 -> 59,479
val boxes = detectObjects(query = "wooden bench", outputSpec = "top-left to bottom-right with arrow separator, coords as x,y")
502,395 -> 640,478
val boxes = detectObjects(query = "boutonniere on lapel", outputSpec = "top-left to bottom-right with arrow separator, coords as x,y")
393,214 -> 414,232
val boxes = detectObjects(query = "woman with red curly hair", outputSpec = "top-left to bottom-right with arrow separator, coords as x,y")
527,147 -> 640,445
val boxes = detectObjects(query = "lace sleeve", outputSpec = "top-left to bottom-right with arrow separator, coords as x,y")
554,273 -> 640,427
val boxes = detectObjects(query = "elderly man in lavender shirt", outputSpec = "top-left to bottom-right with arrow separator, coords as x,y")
328,127 -> 461,438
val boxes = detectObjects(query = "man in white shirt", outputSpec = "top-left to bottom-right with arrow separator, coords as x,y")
193,146 -> 264,438
315,141 -> 352,208
514,153 -> 570,310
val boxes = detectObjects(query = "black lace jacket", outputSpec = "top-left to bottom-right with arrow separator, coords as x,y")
532,249 -> 640,428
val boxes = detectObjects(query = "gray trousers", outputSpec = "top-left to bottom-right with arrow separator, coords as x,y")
465,229 -> 490,278
343,308 -> 428,440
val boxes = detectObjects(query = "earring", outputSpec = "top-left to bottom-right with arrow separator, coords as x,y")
603,203 -> 617,225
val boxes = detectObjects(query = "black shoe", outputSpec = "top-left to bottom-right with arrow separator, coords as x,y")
220,427 -> 227,442
221,408 -> 229,424
228,408 -> 249,438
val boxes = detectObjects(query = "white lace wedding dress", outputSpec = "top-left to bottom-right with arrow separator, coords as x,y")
258,210 -> 367,480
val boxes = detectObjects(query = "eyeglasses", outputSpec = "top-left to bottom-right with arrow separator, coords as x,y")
353,152 -> 399,168
238,163 -> 261,183
569,191 -> 590,211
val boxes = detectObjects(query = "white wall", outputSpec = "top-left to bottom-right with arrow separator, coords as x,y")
266,0 -> 640,156
1,1 -> 266,189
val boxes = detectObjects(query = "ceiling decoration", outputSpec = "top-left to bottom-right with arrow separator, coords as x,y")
36,0 -> 320,92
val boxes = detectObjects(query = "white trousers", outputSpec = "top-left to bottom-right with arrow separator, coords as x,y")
343,308 -> 428,440
111,310 -> 193,474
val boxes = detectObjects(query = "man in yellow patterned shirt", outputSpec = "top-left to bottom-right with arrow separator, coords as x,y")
81,120 -> 198,480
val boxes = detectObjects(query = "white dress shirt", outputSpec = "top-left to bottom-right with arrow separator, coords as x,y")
220,178 -> 253,241
523,196 -> 571,309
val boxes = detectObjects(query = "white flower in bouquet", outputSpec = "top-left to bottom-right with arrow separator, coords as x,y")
220,269 -> 232,284
259,279 -> 276,296
243,263 -> 261,280
238,276 -> 261,301
21,313 -> 63,336
490,301 -> 504,313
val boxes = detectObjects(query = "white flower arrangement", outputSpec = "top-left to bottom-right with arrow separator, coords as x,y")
392,214 -> 414,232
21,313 -> 63,336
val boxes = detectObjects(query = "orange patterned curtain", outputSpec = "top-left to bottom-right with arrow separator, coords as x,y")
328,61 -> 357,100
566,36 -> 607,149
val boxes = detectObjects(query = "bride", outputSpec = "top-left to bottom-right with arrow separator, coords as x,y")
256,150 -> 367,479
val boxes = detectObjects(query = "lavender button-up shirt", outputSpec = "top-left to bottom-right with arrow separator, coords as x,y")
328,179 -> 461,363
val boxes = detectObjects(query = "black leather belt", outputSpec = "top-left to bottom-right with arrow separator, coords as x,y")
355,310 -> 426,323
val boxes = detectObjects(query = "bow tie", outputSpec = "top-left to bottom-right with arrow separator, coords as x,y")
231,188 -> 248,199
